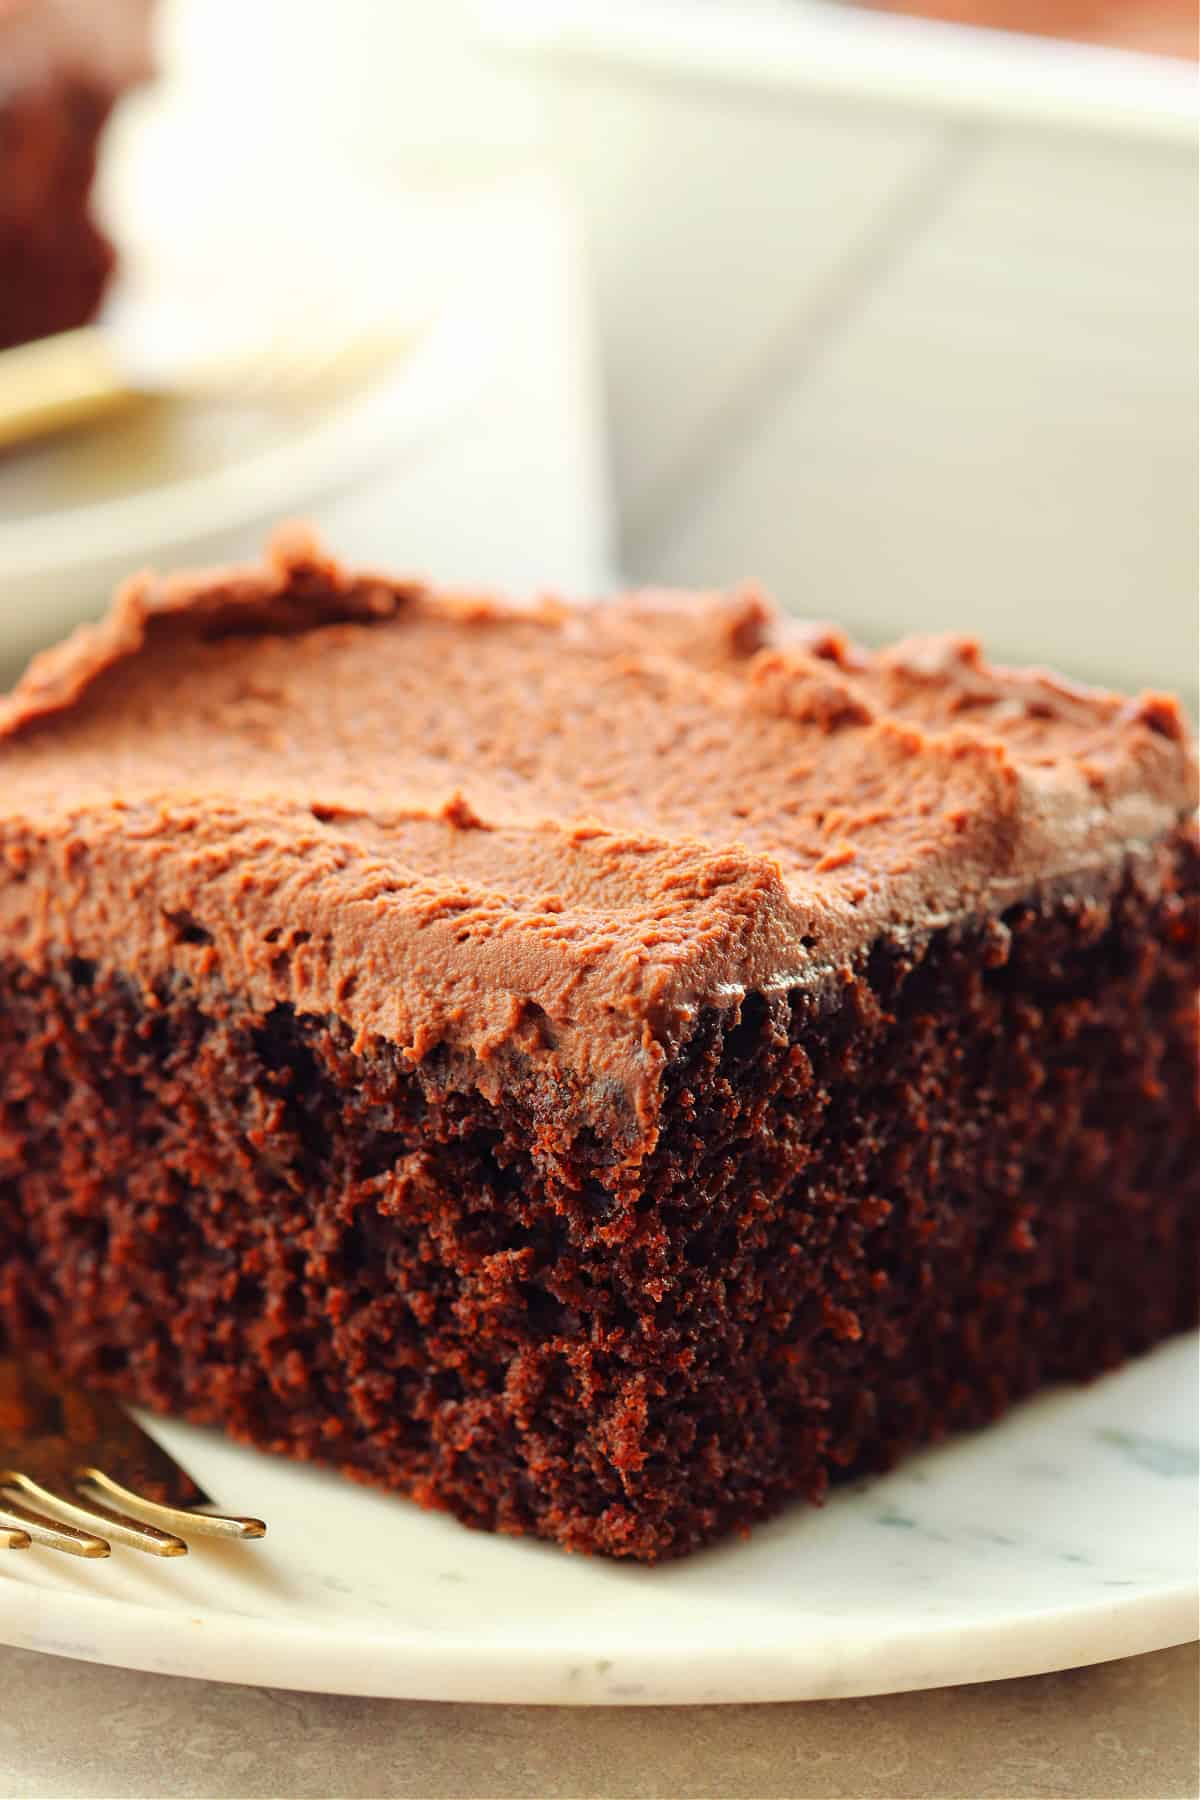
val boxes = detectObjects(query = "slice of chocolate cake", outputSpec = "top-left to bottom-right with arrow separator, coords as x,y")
0,0 -> 153,351
0,533 -> 1196,1561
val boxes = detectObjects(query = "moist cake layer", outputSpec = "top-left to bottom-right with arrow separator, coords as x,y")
2,532 -> 1193,1153
0,833 -> 1196,1559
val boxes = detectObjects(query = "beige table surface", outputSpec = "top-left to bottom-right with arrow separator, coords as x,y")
0,1641 -> 1194,1800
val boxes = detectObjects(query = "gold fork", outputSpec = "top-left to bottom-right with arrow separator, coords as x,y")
0,1358 -> 265,1558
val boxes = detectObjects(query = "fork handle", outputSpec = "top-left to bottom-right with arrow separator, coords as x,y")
0,326 -> 137,453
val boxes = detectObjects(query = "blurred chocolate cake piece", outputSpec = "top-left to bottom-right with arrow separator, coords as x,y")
0,0 -> 153,351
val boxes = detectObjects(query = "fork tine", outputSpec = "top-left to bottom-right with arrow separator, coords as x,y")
79,1468 -> 266,1540
4,1473 -> 187,1557
0,1358 -> 266,1549
0,1496 -> 109,1557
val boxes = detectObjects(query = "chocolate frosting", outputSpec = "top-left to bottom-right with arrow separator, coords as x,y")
2,531 -> 1195,1152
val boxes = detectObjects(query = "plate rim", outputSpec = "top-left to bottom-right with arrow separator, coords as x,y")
2,1560 -> 1195,1705
2,1332 -> 1196,1705
0,281 -> 487,588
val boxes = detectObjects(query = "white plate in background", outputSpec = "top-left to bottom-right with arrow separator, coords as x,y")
0,40 -> 612,676
1,1334 -> 1195,1704
0,69 -> 461,668
0,295 -> 487,670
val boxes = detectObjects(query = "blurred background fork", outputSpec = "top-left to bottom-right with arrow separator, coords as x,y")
0,1358 -> 265,1558
0,313 -> 422,455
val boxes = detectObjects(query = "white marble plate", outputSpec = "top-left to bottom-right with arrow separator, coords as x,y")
0,1334 -> 1195,1704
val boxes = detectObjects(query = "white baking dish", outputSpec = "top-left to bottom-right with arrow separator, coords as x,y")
493,0 -> 1197,701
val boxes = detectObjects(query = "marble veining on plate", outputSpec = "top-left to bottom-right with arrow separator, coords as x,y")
1,1333 -> 1195,1704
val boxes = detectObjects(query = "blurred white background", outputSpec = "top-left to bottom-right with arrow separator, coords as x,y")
500,0 -> 1197,699
3,0 -> 1196,701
